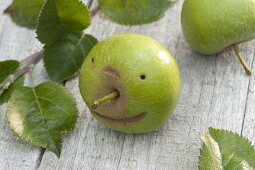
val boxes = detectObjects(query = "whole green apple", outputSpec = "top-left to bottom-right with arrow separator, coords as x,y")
79,34 -> 181,133
181,0 -> 254,75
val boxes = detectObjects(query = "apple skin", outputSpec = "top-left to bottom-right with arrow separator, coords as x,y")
79,34 -> 181,133
181,0 -> 255,55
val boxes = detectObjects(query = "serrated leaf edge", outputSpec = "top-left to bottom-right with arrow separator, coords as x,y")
209,127 -> 255,151
76,0 -> 91,27
36,0 -> 91,44
42,34 -> 97,82
199,128 -> 255,170
6,81 -> 79,158
35,0 -> 49,41
98,0 -> 175,25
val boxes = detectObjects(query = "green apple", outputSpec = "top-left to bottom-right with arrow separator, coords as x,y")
181,0 -> 254,75
79,34 -> 181,133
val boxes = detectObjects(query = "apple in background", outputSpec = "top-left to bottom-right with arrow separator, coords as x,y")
79,34 -> 181,133
181,0 -> 255,75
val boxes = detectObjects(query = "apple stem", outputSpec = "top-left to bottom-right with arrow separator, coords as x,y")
232,45 -> 252,75
91,90 -> 119,109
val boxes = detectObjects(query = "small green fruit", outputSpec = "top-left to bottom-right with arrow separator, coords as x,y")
79,34 -> 181,133
181,0 -> 254,75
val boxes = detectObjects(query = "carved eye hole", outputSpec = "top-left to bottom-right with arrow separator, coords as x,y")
91,58 -> 95,63
140,74 -> 146,80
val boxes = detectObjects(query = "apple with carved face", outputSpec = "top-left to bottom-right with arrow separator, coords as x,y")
79,34 -> 181,133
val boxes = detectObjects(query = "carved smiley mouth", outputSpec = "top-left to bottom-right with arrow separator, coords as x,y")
91,110 -> 146,125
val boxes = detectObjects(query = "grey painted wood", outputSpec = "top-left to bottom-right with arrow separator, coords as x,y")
0,1 -> 47,170
1,0 -> 255,170
242,42 -> 255,142
39,0 -> 255,169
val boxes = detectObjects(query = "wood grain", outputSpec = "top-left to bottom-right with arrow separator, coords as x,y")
0,0 -> 254,169
0,1 -> 48,169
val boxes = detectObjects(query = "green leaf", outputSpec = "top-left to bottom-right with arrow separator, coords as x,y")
36,0 -> 63,44
98,0 -> 176,25
36,0 -> 91,44
199,128 -> 255,170
0,60 -> 19,83
55,0 -> 91,31
43,33 -> 97,82
6,82 -> 78,157
0,60 -> 25,104
0,76 -> 25,105
200,131 -> 223,170
4,0 -> 45,29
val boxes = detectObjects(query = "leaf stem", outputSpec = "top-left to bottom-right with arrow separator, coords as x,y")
91,90 -> 119,109
232,45 -> 252,76
0,50 -> 43,96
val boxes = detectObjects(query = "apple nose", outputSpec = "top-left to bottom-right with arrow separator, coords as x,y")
103,66 -> 120,80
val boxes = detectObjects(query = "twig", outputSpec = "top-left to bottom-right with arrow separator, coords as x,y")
0,50 -> 43,96
87,0 -> 93,9
91,6 -> 100,17
0,2 -> 100,97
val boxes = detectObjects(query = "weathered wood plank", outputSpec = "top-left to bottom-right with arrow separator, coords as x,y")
39,0 -> 255,170
1,0 -> 255,169
241,42 -> 255,142
0,1 -> 47,169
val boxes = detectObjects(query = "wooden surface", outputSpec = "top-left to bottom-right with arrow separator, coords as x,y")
1,0 -> 255,169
